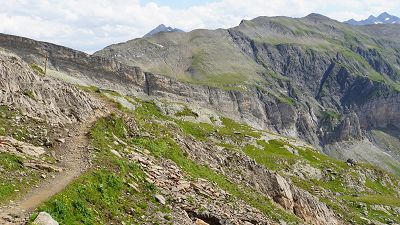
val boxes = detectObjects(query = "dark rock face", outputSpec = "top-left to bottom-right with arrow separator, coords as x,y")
356,93 -> 400,129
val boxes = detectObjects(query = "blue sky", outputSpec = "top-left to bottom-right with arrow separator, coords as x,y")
0,0 -> 399,53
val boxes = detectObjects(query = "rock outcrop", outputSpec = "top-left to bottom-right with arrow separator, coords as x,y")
32,212 -> 59,225
175,135 -> 340,225
0,50 -> 101,125
124,144 -> 276,224
0,136 -> 45,157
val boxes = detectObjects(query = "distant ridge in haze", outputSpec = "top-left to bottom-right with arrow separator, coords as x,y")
345,12 -> 400,25
143,24 -> 184,37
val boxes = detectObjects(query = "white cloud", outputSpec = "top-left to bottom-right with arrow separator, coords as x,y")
0,0 -> 399,52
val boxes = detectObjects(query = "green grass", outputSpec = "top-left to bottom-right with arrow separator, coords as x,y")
0,153 -> 41,203
77,85 -> 101,93
30,64 -> 45,76
35,115 -> 170,225
0,105 -> 49,146
365,178 -> 396,195
0,153 -> 24,171
176,120 -> 214,141
23,90 -> 35,100
243,140 -> 296,171
176,116 -> 260,142
175,107 -> 199,118
342,195 -> 400,207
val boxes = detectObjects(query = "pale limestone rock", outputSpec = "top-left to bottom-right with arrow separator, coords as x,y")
0,136 -> 45,157
33,212 -> 59,225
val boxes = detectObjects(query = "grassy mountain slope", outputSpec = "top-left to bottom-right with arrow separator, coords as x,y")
95,14 -> 400,90
33,88 -> 400,224
93,14 -> 400,177
96,29 -> 265,90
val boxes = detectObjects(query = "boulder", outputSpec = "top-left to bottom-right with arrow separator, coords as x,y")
33,212 -> 59,225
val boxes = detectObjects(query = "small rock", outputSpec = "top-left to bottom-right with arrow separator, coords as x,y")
346,158 -> 357,166
33,212 -> 59,225
128,183 -> 140,192
41,174 -> 47,179
2,215 -> 13,222
56,138 -> 65,143
195,218 -> 210,225
154,194 -> 166,205
110,149 -> 122,158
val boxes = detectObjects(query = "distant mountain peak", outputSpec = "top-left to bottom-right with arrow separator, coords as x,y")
345,12 -> 400,25
143,24 -> 184,37
379,12 -> 391,17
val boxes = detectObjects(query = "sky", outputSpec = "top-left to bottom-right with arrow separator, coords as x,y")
0,0 -> 399,53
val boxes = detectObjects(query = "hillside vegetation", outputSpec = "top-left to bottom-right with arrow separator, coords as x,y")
32,88 -> 400,224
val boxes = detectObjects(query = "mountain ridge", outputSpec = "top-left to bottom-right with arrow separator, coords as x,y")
93,14 -> 400,175
345,12 -> 400,25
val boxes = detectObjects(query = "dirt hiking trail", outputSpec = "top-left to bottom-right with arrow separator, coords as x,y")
0,108 -> 111,224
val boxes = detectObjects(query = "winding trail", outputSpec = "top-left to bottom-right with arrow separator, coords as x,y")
0,108 -> 111,224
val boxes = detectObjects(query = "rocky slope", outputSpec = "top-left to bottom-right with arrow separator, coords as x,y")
95,14 -> 400,174
32,91 -> 400,225
1,12 -> 399,175
0,50 -> 103,224
0,49 -> 101,125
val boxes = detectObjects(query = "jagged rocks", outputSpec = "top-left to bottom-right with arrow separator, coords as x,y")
0,51 -> 102,125
0,136 -> 45,157
175,135 -> 340,225
126,150 -> 274,224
